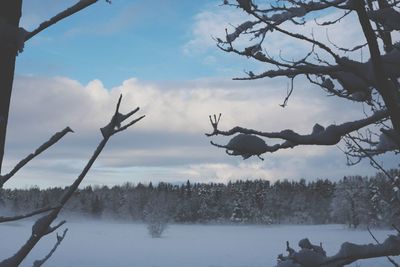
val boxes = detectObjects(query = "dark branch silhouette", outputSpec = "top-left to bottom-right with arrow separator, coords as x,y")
0,95 -> 144,266
208,0 -> 400,265
0,206 -> 57,223
0,127 -> 73,187
32,228 -> 68,267
25,0 -> 110,42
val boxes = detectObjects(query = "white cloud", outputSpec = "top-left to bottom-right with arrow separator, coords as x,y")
183,8 -> 249,55
3,75 -> 395,188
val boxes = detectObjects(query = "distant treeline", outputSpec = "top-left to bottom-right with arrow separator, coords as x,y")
1,170 -> 399,227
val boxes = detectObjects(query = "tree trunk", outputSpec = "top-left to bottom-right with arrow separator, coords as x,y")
354,0 -> 400,136
0,0 -> 23,175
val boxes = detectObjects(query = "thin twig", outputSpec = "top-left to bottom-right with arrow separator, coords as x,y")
346,134 -> 394,182
393,224 -> 400,234
32,229 -> 68,267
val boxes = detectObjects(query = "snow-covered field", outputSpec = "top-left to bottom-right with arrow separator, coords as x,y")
0,220 -> 398,267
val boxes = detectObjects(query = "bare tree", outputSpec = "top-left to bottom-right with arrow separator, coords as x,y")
0,1 -> 146,266
206,0 -> 400,265
207,0 -> 400,160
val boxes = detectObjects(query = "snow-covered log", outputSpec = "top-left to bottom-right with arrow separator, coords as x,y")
276,235 -> 400,267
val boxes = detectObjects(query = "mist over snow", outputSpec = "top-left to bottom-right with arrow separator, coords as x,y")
3,75 -> 397,188
0,221 -> 397,267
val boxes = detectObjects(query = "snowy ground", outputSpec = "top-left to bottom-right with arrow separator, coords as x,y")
0,220 -> 398,267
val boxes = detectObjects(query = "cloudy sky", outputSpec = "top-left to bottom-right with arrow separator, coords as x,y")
4,0 -> 398,188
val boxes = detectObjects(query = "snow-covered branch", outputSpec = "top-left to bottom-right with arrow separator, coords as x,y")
367,227 -> 399,267
206,110 -> 389,160
212,0 -> 400,165
276,234 -> 400,267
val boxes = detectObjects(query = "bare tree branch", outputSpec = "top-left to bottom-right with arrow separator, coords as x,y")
0,206 -> 57,223
32,229 -> 68,267
25,0 -> 110,42
0,95 -> 144,267
0,127 -> 73,187
322,234 -> 400,266
346,134 -> 396,182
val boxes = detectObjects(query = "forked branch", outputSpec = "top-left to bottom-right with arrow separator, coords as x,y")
0,95 -> 144,267
206,110 -> 389,159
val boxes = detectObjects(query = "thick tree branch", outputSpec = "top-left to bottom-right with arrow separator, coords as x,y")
208,109 -> 388,143
276,234 -> 400,267
233,63 -> 340,80
354,0 -> 400,134
247,9 -> 342,62
322,234 -> 400,266
206,110 -> 389,159
0,0 -> 23,174
367,227 -> 399,267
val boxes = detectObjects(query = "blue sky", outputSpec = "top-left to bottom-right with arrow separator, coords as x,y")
18,0 -> 241,86
4,0 -> 398,188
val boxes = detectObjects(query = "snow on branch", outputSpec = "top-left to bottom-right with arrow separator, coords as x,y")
225,20 -> 259,43
206,110 -> 389,160
233,0 -> 348,25
0,127 -> 73,187
220,0 -> 345,62
217,0 -> 400,109
322,234 -> 400,266
0,95 -> 144,267
367,7 -> 400,31
367,227 -> 399,267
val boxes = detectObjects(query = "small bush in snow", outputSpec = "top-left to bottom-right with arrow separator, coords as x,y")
144,193 -> 169,238
146,220 -> 168,238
